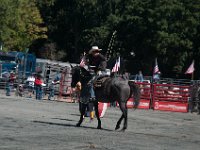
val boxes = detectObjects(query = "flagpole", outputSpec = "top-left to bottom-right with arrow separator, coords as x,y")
191,72 -> 194,80
191,60 -> 195,80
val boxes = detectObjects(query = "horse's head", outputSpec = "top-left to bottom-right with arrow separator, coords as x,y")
71,65 -> 92,88
71,65 -> 80,88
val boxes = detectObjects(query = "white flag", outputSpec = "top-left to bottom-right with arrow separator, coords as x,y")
185,60 -> 195,74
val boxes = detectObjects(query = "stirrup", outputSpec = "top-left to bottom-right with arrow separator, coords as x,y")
89,97 -> 96,101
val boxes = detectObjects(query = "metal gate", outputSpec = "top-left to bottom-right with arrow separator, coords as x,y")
152,83 -> 190,112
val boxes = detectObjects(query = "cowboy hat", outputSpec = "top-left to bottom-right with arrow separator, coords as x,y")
89,46 -> 102,54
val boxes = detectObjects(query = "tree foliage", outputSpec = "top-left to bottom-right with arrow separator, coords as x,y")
0,0 -> 47,51
1,0 -> 200,78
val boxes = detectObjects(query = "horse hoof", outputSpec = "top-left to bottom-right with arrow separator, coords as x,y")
189,110 -> 193,113
76,123 -> 81,127
115,126 -> 120,130
97,126 -> 102,129
120,128 -> 126,132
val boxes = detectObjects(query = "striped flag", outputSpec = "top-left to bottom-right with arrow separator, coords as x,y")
185,60 -> 195,74
153,58 -> 159,74
112,57 -> 120,72
80,53 -> 86,67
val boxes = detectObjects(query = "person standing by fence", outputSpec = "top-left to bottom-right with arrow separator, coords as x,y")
153,71 -> 161,83
135,70 -> 144,82
34,74 -> 43,100
48,79 -> 59,101
26,74 -> 35,98
6,71 -> 16,96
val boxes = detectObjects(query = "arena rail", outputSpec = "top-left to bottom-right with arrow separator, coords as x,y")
152,83 -> 190,112
124,80 -> 191,113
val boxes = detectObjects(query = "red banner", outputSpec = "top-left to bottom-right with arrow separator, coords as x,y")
127,98 -> 150,109
153,101 -> 188,113
116,98 -> 150,109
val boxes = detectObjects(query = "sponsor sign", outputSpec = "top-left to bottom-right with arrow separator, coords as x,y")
153,101 -> 188,113
117,98 -> 150,109
127,98 -> 150,109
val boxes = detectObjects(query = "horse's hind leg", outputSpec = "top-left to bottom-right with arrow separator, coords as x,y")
115,102 -> 127,131
76,103 -> 86,127
115,114 -> 123,130
94,102 -> 101,129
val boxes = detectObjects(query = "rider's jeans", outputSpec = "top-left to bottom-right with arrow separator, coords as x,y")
89,84 -> 95,98
88,70 -> 107,99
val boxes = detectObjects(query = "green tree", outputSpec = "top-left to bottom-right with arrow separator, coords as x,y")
36,0 -> 200,78
0,0 -> 47,51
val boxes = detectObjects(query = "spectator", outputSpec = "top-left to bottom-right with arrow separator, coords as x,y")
34,74 -> 43,100
48,79 -> 59,101
18,84 -> 24,97
26,74 -> 35,98
153,71 -> 161,83
6,71 -> 16,96
135,70 -> 144,82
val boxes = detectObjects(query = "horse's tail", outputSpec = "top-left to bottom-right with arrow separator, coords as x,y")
128,81 -> 141,109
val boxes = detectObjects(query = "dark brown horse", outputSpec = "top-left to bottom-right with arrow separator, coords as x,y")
71,66 -> 140,131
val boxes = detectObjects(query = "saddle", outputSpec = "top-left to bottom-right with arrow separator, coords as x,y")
93,76 -> 109,88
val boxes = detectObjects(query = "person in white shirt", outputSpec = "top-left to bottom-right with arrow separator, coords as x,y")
26,74 -> 35,98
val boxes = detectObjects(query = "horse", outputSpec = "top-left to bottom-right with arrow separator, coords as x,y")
189,82 -> 200,114
71,66 -> 141,131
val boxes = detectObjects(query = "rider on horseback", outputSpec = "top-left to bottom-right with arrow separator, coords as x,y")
88,46 -> 107,74
87,46 -> 107,101
72,47 -> 140,130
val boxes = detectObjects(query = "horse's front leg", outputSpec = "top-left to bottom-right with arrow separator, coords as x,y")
76,103 -> 86,127
94,101 -> 101,129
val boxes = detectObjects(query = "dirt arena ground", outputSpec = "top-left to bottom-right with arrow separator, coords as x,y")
0,95 -> 200,150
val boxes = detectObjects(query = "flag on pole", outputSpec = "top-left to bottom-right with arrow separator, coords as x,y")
80,52 -> 86,67
112,57 -> 120,72
185,60 -> 195,74
153,58 -> 160,74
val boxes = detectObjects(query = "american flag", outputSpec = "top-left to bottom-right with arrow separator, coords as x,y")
153,58 -> 159,74
80,53 -> 86,67
185,60 -> 195,74
112,57 -> 120,72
